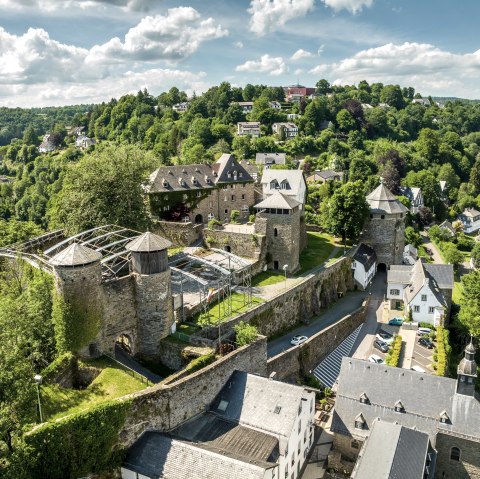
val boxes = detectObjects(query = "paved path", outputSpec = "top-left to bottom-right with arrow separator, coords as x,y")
114,346 -> 162,384
267,290 -> 367,357
421,231 -> 444,264
399,329 -> 417,369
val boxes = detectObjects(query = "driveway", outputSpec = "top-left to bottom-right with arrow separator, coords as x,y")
421,231 -> 444,264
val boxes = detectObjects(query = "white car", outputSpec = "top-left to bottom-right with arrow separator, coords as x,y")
368,354 -> 384,364
290,335 -> 308,346
376,331 -> 394,344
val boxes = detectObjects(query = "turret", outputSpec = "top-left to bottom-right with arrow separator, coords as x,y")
457,338 -> 477,396
126,231 -> 171,275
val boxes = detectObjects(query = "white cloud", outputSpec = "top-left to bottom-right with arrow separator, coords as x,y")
294,68 -> 304,75
236,54 -> 288,75
309,42 -> 480,98
248,0 -> 315,35
290,48 -> 314,60
322,0 -> 374,14
234,41 -> 244,48
0,0 -> 153,11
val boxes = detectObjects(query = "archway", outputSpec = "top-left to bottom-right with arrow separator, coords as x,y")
195,213 -> 203,224
377,263 -> 387,272
225,245 -> 231,253
115,333 -> 133,355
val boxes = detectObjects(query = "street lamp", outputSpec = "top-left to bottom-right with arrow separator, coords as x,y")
282,264 -> 288,289
34,374 -> 43,423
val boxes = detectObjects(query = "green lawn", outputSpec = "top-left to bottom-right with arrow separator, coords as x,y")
196,292 -> 263,326
452,275 -> 464,305
252,271 -> 286,287
297,232 -> 341,274
42,357 -> 148,421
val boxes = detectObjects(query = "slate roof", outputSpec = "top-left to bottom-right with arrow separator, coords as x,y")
332,357 -> 480,444
261,169 -> 306,203
315,170 -> 343,181
210,370 -> 313,454
146,155 -> 253,193
352,421 -> 430,479
254,191 -> 301,210
49,242 -> 102,267
399,186 -> 422,202
423,263 -> 454,290
123,432 -> 270,479
387,265 -> 413,284
439,220 -> 456,236
126,232 -> 172,252
388,261 -> 453,291
461,207 -> 480,218
366,183 -> 408,215
255,152 -> 286,165
353,243 -> 377,271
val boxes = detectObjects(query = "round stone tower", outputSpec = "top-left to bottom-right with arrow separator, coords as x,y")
360,181 -> 408,268
457,338 -> 477,396
49,242 -> 104,356
126,232 -> 173,358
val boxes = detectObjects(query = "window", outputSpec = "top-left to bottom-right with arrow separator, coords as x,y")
223,185 -> 227,190
414,305 -> 420,313
304,430 -> 307,443
242,183 -> 246,188
298,441 -> 301,454
351,440 -> 359,450
224,209 -> 228,214
224,196 -> 227,202
298,420 -> 301,434
381,215 -> 385,219
241,205 -> 249,212
241,194 -> 245,200
274,405 -> 282,414
421,294 -> 427,301
196,191 -> 201,197
163,206 -> 169,211
209,202 -> 213,207
274,228 -> 278,237
208,213 -> 215,220
450,447 -> 460,462
429,307 -> 435,314
231,195 -> 235,201
390,289 -> 400,296
182,216 -> 189,223
217,399 -> 229,412
230,184 -> 234,189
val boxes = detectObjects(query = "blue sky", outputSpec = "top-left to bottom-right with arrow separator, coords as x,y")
0,0 -> 479,107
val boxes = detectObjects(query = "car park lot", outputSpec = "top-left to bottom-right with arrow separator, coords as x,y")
411,334 -> 435,373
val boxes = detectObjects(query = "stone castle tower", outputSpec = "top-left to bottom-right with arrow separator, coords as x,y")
457,339 -> 477,396
49,232 -> 174,359
360,181 -> 408,267
254,191 -> 302,274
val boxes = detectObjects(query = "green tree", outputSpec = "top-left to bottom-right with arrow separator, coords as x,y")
0,218 -> 43,247
320,180 -> 369,242
380,85 -> 404,109
22,126 -> 39,146
48,144 -> 156,234
458,270 -> 480,336
471,243 -> 480,269
405,226 -> 422,248
315,79 -> 331,95
336,109 -> 357,132
442,242 -> 463,268
234,321 -> 259,346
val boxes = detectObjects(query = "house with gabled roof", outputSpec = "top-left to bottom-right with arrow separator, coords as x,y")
237,122 -> 261,137
458,207 -> 480,234
351,243 -> 377,290
399,186 -> 424,213
260,169 -> 306,210
439,219 -> 456,237
387,259 -> 454,325
255,152 -> 286,167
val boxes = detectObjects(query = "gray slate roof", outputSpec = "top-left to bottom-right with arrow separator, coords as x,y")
214,154 -> 254,184
315,169 -> 343,181
353,243 -> 377,270
332,357 -> 480,444
123,431 -> 269,479
352,420 -> 430,479
126,232 -> 172,252
49,242 -> 102,267
387,265 -> 413,284
254,190 -> 301,210
366,183 -> 408,215
399,186 -> 422,202
256,153 -> 286,165
210,370 -> 312,454
388,261 -> 453,290
261,169 -> 306,201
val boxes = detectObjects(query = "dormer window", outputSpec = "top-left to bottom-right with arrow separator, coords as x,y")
179,178 -> 186,187
162,179 -> 169,188
281,180 -> 289,190
270,180 -> 278,189
359,393 -> 369,404
227,172 -> 232,178
354,413 -> 365,430
192,177 -> 198,185
239,172 -> 243,178
439,411 -> 450,424
205,176 -> 211,184
394,400 -> 405,413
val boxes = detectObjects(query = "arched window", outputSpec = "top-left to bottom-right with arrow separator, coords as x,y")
450,447 -> 461,462
274,228 -> 278,237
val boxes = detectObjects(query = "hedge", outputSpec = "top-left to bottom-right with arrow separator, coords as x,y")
434,326 -> 451,376
41,352 -> 77,383
185,353 -> 216,374
386,335 -> 403,367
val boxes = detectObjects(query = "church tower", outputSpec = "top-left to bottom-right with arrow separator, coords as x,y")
360,181 -> 408,267
457,339 -> 477,396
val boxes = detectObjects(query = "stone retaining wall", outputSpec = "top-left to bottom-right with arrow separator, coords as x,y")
152,220 -> 203,246
267,299 -> 368,382
203,227 -> 266,260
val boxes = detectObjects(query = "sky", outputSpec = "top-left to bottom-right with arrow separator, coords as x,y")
1,0 -> 480,107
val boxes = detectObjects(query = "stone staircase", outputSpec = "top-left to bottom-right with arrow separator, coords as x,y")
313,324 -> 363,388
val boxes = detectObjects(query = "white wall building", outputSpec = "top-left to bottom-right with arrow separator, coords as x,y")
237,122 -> 261,137
272,122 -> 298,139
261,170 -> 306,210
352,244 -> 377,290
459,208 -> 480,234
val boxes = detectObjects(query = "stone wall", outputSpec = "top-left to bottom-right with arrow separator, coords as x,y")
198,257 -> 355,341
152,220 -> 202,246
203,227 -> 266,260
435,433 -> 480,479
267,300 -> 368,382
117,335 -> 268,448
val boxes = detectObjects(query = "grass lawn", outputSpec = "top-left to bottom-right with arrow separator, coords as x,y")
297,232 -> 341,275
42,356 -> 148,421
196,292 -> 263,326
177,322 -> 202,335
252,271 -> 286,287
452,275 -> 464,305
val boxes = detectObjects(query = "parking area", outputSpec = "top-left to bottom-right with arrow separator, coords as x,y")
410,332 -> 436,373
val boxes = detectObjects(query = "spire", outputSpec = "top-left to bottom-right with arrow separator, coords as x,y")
457,338 -> 477,396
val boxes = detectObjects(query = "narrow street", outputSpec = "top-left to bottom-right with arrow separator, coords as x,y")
420,231 -> 444,264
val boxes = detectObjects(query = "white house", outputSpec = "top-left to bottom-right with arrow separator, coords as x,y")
261,169 -> 306,209
269,101 -> 282,110
398,186 -> 424,213
75,135 -> 96,149
272,122 -> 298,139
387,259 -> 454,326
172,102 -> 189,113
402,244 -> 418,265
39,134 -> 55,153
121,371 -> 316,479
352,243 -> 377,290
458,207 -> 480,234
255,152 -> 287,167
235,101 -> 254,113
439,220 -> 456,238
237,122 -> 261,137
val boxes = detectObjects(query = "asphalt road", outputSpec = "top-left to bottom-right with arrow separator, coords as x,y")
267,290 -> 368,358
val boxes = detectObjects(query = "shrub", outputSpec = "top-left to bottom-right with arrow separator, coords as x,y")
386,335 -> 402,367
230,210 -> 240,224
185,353 -> 216,373
234,321 -> 259,346
207,218 -> 222,229
434,326 -> 450,376
249,214 -> 256,223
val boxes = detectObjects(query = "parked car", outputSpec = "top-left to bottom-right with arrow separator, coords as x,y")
376,330 -> 394,344
425,247 -> 433,255
389,317 -> 404,326
411,365 -> 426,373
374,339 -> 389,353
368,354 -> 384,364
419,337 -> 434,349
290,335 -> 308,346
417,327 -> 432,336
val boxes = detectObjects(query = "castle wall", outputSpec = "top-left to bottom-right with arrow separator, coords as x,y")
152,220 -> 202,247
435,433 -> 480,479
203,228 -> 266,260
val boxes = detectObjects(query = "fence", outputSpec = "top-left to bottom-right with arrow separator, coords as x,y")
103,352 -> 152,386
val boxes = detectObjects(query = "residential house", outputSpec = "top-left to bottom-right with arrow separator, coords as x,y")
458,207 -> 480,234
122,370 -> 316,479
402,244 -> 418,265
387,259 -> 454,326
398,186 -> 424,213
284,85 -> 316,102
145,154 -> 255,223
287,113 -> 300,120
237,122 -> 261,137
236,101 -> 254,113
39,134 -> 56,153
412,98 -> 431,106
75,135 -> 96,149
331,343 -> 479,479
260,169 -> 306,210
269,101 -> 282,110
240,160 -> 260,183
351,243 -> 377,290
172,102 -> 188,113
439,180 -> 447,200
307,169 -> 343,184
439,220 -> 456,238
272,122 -> 298,139
255,152 -> 287,168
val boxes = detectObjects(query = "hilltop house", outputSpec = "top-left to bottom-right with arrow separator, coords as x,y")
39,134 -> 56,153
237,122 -> 261,137
458,207 -> 480,233
331,343 -> 479,479
145,154 -> 255,223
172,102 -> 189,113
255,152 -> 286,167
398,186 -> 424,213
387,259 -> 454,325
272,122 -> 298,139
260,170 -> 306,210
351,244 -> 377,290
439,220 -> 456,238
75,135 -> 96,149
307,170 -> 343,184
284,85 -> 316,102
122,370 -> 316,479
